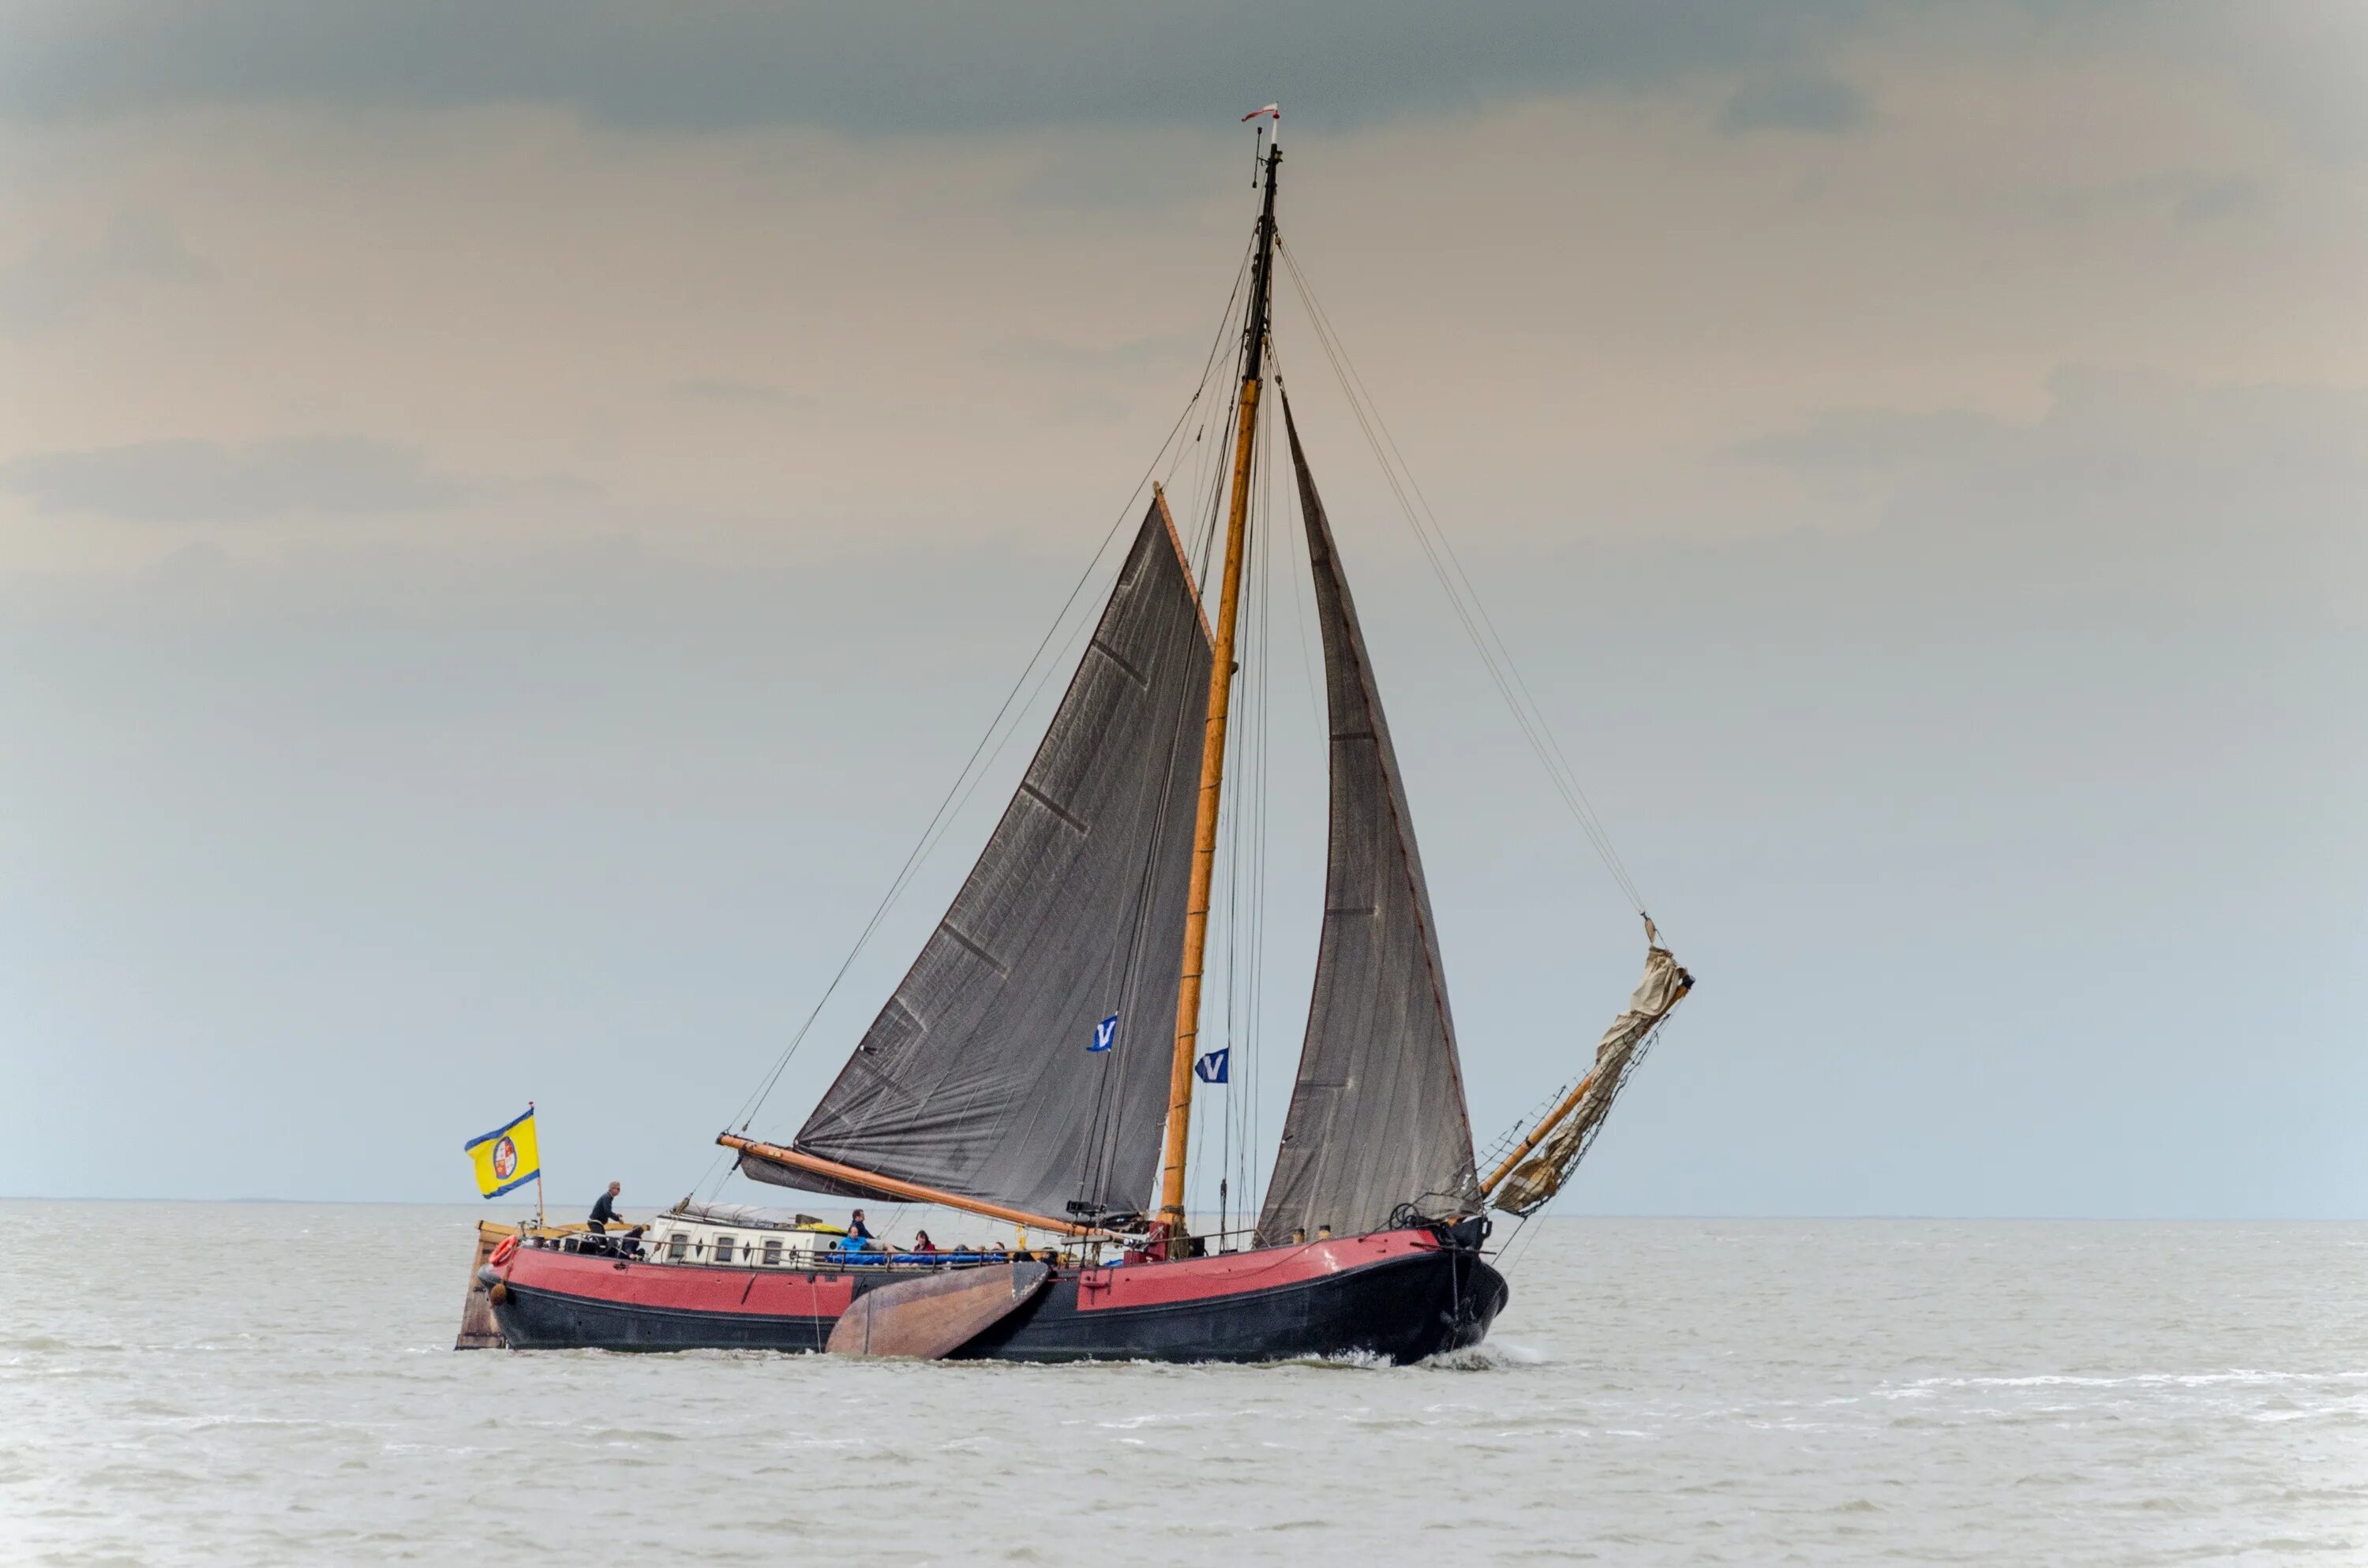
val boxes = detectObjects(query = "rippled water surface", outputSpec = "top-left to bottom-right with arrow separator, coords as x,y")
3,1203 -> 2362,1564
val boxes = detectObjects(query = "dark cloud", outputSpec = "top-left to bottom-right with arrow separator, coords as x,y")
0,1 -> 1871,133
2134,1 -> 2368,166
2,437 -> 470,522
1744,370 -> 2368,483
1734,370 -> 2368,613
9,3 -> 2359,186
1718,69 -> 1868,135
1739,407 -> 2018,472
0,212 -> 211,338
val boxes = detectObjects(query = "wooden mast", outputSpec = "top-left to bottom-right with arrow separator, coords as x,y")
1156,128 -> 1282,1241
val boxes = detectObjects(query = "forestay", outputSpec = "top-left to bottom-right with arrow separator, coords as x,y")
741,499 -> 1212,1220
1257,397 -> 1484,1245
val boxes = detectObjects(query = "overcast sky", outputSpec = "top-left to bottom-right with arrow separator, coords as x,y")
3,2 -> 2362,1218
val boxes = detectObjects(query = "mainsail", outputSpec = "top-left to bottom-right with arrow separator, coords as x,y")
1257,398 -> 1484,1244
740,498 -> 1212,1220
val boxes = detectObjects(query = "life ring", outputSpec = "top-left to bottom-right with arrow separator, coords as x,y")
488,1235 -> 519,1268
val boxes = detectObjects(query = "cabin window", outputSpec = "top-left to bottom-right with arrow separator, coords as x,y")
714,1235 -> 735,1264
667,1233 -> 688,1262
762,1237 -> 781,1266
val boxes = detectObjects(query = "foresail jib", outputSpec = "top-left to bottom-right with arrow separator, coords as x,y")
770,497 -> 1212,1221
1256,396 -> 1484,1246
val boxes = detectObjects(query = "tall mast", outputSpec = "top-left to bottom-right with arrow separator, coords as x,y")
1156,125 -> 1281,1241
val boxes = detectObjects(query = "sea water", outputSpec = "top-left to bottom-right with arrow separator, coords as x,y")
2,1203 -> 2360,1565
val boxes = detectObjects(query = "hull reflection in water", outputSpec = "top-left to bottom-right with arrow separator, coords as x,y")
489,1227 -> 1506,1364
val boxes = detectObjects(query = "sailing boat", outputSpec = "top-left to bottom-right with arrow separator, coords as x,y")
471,119 -> 1691,1364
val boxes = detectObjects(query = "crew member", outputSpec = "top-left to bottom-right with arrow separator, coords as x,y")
589,1181 -> 624,1233
846,1208 -> 875,1243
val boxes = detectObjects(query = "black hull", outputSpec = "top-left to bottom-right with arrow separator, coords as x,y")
965,1248 -> 1507,1364
493,1246 -> 1507,1365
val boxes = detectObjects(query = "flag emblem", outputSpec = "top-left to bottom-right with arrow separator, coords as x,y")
464,1106 -> 541,1199
1195,1047 -> 1229,1083
1088,1014 -> 1118,1053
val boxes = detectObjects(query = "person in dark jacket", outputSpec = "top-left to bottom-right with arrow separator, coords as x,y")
846,1208 -> 875,1243
589,1181 -> 624,1233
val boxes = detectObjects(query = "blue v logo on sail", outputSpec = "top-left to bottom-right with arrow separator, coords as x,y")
1195,1047 -> 1229,1083
1088,1014 -> 1118,1053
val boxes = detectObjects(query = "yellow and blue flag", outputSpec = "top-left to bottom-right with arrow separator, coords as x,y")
464,1105 -> 541,1199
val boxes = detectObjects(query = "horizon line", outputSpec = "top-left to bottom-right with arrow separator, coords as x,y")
1,1195 -> 2359,1223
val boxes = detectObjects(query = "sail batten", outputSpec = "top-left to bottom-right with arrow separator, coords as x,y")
1255,397 -> 1483,1246
751,498 -> 1212,1221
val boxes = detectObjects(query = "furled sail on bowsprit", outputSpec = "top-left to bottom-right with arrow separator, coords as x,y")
1256,397 -> 1485,1245
739,498 -> 1212,1220
1488,922 -> 1692,1215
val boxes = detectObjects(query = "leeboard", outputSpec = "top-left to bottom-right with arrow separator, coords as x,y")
454,1221 -> 514,1350
826,1261 -> 1051,1358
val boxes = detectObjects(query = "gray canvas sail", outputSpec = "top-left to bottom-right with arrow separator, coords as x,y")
1257,399 -> 1483,1244
740,498 -> 1212,1219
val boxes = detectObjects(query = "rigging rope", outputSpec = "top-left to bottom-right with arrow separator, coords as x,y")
1207,378 -> 1279,1233
720,239 -> 1263,1157
1239,392 -> 1277,1230
1275,236 -> 1651,919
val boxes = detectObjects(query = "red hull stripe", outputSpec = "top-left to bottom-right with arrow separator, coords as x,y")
504,1249 -> 854,1318
501,1230 -> 1441,1319
1073,1230 -> 1439,1312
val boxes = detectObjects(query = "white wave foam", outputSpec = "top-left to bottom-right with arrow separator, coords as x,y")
1422,1340 -> 1551,1372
